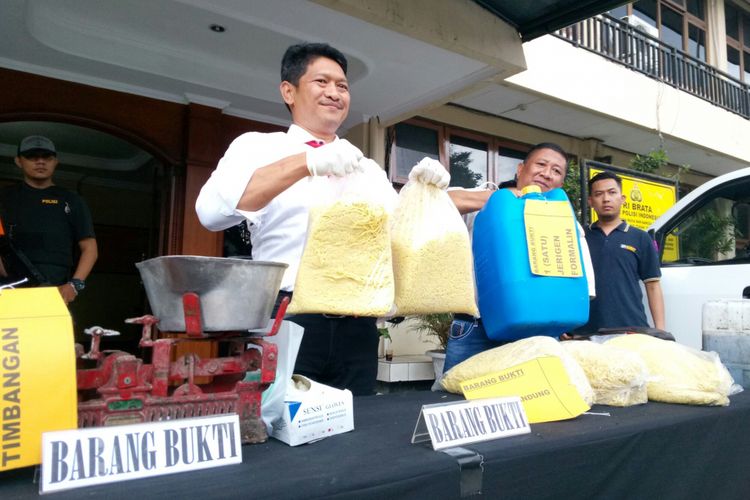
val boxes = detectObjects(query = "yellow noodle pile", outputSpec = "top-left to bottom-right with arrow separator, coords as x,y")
562,340 -> 648,407
391,181 -> 477,316
288,201 -> 394,316
606,334 -> 735,406
392,232 -> 478,315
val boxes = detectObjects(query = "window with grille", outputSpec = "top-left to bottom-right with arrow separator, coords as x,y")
726,2 -> 750,82
387,119 -> 529,188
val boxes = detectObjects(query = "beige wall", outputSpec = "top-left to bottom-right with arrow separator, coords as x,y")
319,0 -> 526,127
316,0 -> 524,68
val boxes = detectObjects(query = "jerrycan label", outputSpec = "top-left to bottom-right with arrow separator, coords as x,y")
524,200 -> 582,277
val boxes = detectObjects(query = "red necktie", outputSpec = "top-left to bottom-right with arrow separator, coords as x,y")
305,140 -> 324,148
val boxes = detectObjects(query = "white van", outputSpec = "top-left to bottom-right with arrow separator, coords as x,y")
647,167 -> 750,349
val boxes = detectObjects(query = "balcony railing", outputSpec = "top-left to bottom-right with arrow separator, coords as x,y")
555,15 -> 750,120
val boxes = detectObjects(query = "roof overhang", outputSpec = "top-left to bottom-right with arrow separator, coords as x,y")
473,0 -> 630,41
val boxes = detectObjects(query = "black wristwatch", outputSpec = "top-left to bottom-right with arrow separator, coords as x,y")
69,278 -> 86,293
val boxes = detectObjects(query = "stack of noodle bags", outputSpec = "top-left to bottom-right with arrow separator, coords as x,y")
442,334 -> 741,408
563,334 -> 742,407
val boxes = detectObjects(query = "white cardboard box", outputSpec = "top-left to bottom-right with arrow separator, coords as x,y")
270,375 -> 354,446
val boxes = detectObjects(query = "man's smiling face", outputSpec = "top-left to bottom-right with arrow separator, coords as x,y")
281,56 -> 350,140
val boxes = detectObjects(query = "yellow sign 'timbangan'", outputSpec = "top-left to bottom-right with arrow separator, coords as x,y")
0,287 -> 77,471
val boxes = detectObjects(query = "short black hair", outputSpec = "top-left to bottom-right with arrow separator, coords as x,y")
524,142 -> 569,172
281,42 -> 348,86
588,170 -> 622,191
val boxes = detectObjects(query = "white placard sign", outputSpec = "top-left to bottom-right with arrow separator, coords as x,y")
411,397 -> 530,450
40,414 -> 242,493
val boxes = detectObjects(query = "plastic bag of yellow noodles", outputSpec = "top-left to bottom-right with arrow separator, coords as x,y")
288,160 -> 398,316
441,336 -> 594,406
390,173 -> 478,316
562,340 -> 649,407
606,334 -> 743,406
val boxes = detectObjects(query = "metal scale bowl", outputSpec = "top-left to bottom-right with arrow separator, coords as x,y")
137,255 -> 285,333
76,256 -> 288,444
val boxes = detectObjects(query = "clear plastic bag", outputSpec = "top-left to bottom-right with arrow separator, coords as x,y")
258,321 -> 304,434
391,180 -> 478,316
562,340 -> 649,407
288,165 -> 397,316
441,336 -> 595,406
606,334 -> 743,406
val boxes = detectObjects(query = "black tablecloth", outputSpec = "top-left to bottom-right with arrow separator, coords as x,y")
2,390 -> 750,499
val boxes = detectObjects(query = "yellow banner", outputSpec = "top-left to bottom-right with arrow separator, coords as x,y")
460,356 -> 589,423
589,168 -> 678,261
525,200 -> 583,277
0,287 -> 78,471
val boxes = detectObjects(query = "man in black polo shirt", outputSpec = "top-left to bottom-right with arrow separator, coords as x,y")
0,135 -> 97,304
578,171 -> 664,333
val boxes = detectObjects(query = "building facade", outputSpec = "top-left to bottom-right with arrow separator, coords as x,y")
1,0 -> 748,346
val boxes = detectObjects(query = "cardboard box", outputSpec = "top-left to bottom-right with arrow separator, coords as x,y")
270,375 -> 353,446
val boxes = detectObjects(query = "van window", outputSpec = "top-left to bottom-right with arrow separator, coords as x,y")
661,177 -> 750,265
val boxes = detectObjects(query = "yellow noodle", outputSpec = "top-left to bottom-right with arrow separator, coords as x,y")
562,340 -> 648,407
607,334 -> 735,406
392,232 -> 477,315
289,201 -> 394,316
391,181 -> 478,315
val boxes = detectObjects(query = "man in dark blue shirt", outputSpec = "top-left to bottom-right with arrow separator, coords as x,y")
578,171 -> 664,333
0,135 -> 97,303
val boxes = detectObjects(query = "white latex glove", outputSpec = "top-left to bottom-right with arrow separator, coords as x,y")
358,157 -> 383,173
408,157 -> 450,189
306,139 -> 363,177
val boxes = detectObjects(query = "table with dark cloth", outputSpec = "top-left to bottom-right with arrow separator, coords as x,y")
2,390 -> 749,499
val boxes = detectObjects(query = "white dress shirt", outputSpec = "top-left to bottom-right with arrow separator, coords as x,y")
196,124 -> 332,291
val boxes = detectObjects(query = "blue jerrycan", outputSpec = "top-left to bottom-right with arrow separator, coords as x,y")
472,186 -> 589,341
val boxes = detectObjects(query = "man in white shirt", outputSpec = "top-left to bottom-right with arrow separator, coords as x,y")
196,42 -> 448,395
196,42 -> 369,395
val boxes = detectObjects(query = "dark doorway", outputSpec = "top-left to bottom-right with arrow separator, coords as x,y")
0,121 -> 164,349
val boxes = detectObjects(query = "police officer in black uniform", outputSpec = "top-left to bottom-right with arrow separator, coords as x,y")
0,135 -> 97,303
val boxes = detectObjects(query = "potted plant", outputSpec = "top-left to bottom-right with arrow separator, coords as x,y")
377,324 -> 393,361
410,313 -> 453,379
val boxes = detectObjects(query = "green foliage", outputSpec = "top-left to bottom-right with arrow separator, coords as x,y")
449,150 -> 483,188
671,163 -> 692,181
410,313 -> 454,351
629,147 -> 692,181
377,327 -> 391,340
563,158 -> 582,219
679,210 -> 737,257
630,148 -> 669,174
